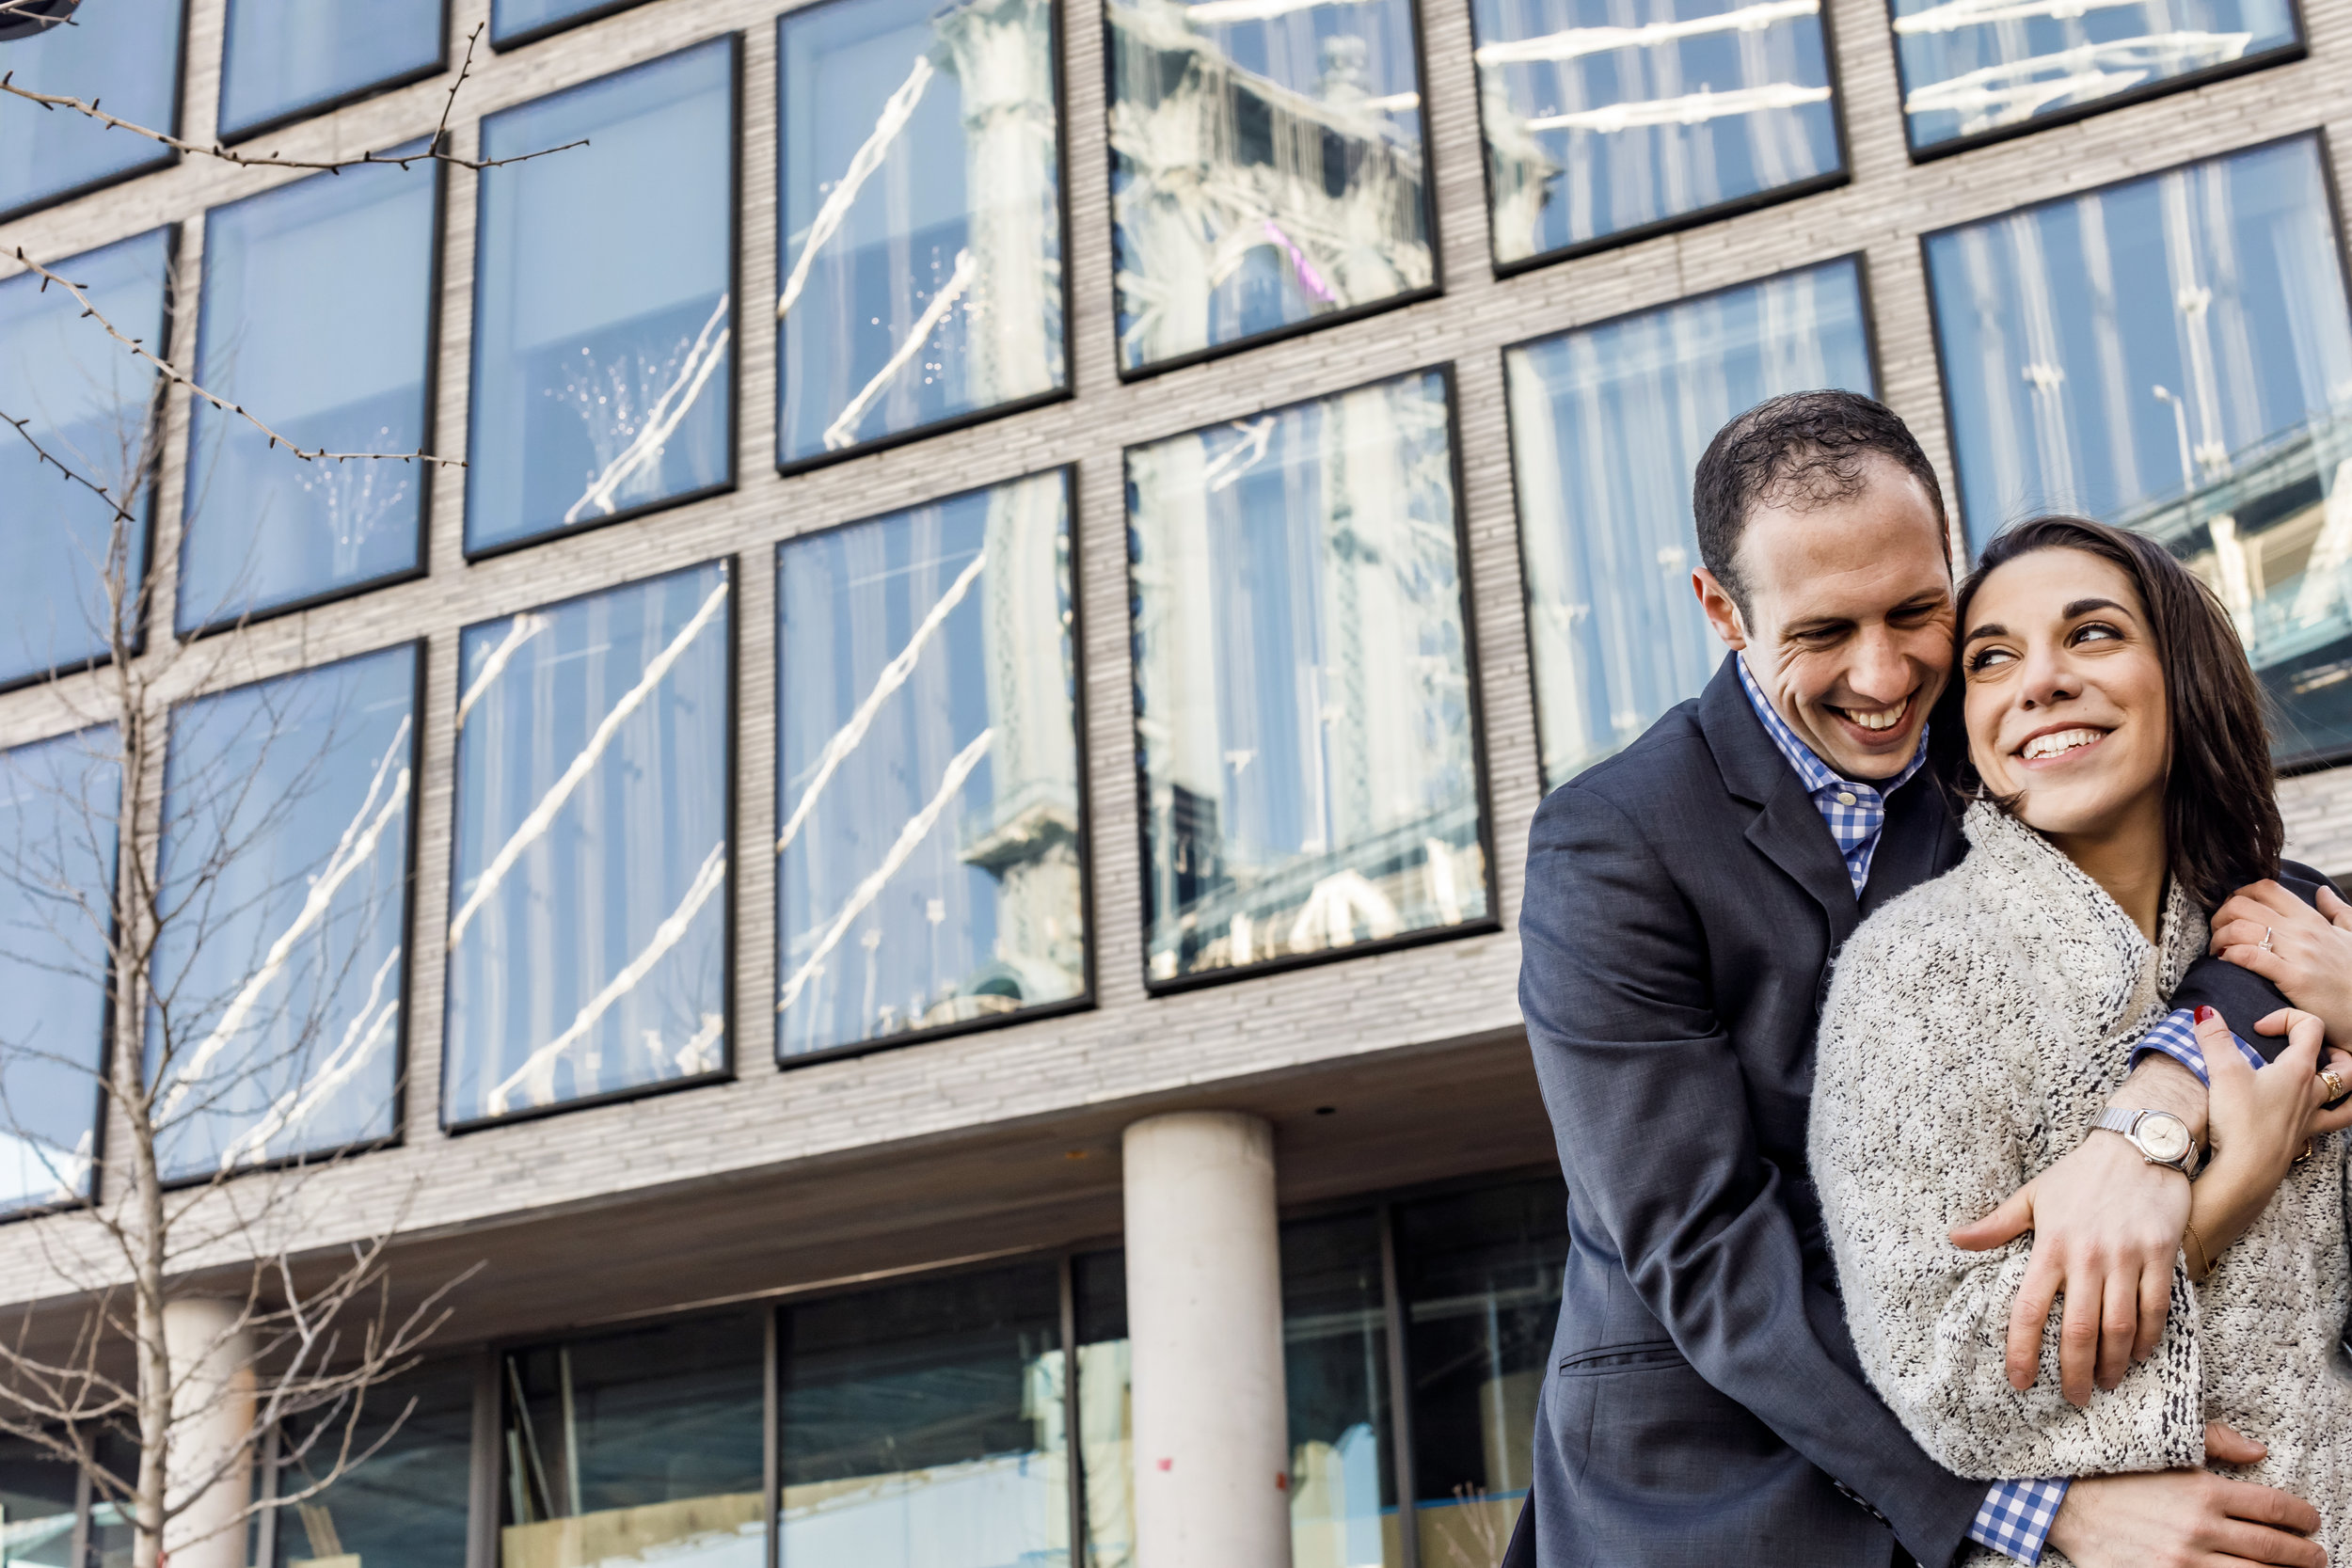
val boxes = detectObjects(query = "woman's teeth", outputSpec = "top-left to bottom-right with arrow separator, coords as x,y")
2021,728 -> 2105,761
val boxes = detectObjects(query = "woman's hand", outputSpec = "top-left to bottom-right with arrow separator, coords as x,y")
2187,1005 -> 2352,1276
2210,880 -> 2352,1047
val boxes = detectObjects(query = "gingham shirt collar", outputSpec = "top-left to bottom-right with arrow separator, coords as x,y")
1736,655 -> 1930,897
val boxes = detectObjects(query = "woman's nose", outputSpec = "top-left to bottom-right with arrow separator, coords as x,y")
2019,643 -> 2077,708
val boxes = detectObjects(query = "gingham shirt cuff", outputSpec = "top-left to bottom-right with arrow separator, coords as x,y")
1971,1478 -> 2068,1564
2127,1006 -> 2265,1084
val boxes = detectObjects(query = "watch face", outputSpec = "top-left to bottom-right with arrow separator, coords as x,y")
2138,1114 -> 2192,1164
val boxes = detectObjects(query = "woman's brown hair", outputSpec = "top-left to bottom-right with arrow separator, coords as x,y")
1947,515 -> 2280,910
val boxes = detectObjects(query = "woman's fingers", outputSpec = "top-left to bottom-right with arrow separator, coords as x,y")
2319,883 -> 2352,932
2200,1006 -> 2252,1075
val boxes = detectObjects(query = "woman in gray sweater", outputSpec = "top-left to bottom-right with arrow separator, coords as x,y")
1810,515 -> 2352,1567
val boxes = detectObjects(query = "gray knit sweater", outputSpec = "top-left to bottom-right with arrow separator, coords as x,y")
1810,800 -> 2352,1568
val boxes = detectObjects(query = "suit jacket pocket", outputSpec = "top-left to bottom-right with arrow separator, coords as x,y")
1559,1338 -> 1683,1376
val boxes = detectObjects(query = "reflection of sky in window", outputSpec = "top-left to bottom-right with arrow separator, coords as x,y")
492,0 -> 637,44
469,40 -> 735,552
218,0 -> 443,137
1127,370 -> 1485,983
445,562 -> 730,1124
182,150 -> 436,631
776,471 -> 1083,1058
1281,1213 -> 1395,1568
1931,137 -> 2352,759
777,0 -> 1063,464
1930,136 -> 2352,548
0,0 -> 180,216
150,645 -> 414,1179
781,1263 -> 1067,1568
1108,0 -> 1431,370
1890,0 -> 2296,151
1510,258 -> 1873,787
1472,0 -> 1841,264
0,728 -> 116,1215
0,229 -> 168,689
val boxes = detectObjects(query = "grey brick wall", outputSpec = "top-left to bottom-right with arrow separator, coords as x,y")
3,0 -> 2350,1301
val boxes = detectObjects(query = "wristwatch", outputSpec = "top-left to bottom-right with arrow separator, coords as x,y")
2092,1107 -> 2204,1177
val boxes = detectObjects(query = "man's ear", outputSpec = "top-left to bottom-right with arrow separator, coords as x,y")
1692,568 -> 1748,650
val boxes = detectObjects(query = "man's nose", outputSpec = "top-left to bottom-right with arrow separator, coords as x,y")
1845,630 -> 1911,704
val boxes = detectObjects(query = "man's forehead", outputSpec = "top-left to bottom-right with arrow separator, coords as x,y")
1741,483 -> 1949,613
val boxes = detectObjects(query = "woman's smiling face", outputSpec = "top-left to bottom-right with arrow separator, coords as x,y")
1963,546 -> 2170,839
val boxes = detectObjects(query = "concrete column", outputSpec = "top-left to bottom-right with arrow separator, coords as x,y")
1122,1110 -> 1291,1568
161,1297 -> 256,1568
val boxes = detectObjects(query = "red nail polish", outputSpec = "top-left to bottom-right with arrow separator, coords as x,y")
2196,1006 -> 2219,1024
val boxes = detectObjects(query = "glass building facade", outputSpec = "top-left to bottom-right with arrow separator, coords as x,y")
1928,135 -> 2352,758
267,1360 -> 476,1568
1127,370 -> 1487,984
216,0 -> 445,139
775,471 -> 1085,1058
444,561 -> 733,1125
1106,0 -> 1434,372
467,39 -> 737,555
0,229 -> 169,689
181,151 -> 438,631
1471,0 -> 1843,266
0,0 -> 182,218
1510,257 -> 1876,786
775,0 -> 1065,465
150,643 -> 418,1178
0,728 -> 117,1216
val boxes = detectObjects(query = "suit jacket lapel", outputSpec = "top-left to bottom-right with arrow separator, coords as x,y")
1698,655 -> 1863,950
1859,772 -> 1963,920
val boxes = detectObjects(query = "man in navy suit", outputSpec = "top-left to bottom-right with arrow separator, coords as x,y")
1514,392 -> 2342,1567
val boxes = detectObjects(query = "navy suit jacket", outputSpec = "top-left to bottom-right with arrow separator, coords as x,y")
1515,655 -> 2309,1568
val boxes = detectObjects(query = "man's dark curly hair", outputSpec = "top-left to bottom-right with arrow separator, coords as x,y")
1692,389 -> 1947,615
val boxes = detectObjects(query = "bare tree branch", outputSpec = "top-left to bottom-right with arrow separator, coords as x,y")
1,406 -> 139,526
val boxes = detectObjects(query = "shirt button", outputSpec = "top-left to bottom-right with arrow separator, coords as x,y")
1836,791 -> 1857,805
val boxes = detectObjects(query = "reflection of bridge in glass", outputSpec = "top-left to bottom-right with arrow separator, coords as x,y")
2119,408 -> 2352,753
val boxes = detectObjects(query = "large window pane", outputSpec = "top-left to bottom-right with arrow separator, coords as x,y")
0,1435 -> 81,1565
150,644 -> 416,1178
1472,0 -> 1841,267
468,39 -> 736,555
1283,1213 -> 1401,1568
1072,1251 -> 1131,1568
218,0 -> 443,139
0,229 -> 168,688
0,0 -> 181,218
1927,136 -> 2352,759
776,0 -> 1064,465
1508,258 -> 1874,788
1891,0 -> 2295,153
1126,369 -> 1486,985
0,728 -> 117,1215
270,1359 -> 474,1568
444,561 -> 732,1125
1106,0 -> 1431,372
781,1262 -> 1069,1567
491,0 -> 644,47
775,471 -> 1084,1059
1395,1179 -> 1565,1566
502,1313 -> 763,1568
181,152 -> 437,632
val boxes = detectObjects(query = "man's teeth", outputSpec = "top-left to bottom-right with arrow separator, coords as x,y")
1842,698 -> 1908,732
2022,728 -> 2105,761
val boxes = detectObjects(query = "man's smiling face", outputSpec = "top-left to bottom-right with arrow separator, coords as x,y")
1695,455 -> 1956,781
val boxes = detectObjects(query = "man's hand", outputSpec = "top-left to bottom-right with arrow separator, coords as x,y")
2213,880 -> 2352,1046
2043,1424 -> 2323,1568
1950,1055 -> 2203,1403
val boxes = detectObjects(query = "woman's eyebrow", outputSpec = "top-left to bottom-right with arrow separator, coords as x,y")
2062,596 -> 2125,619
1963,623 -> 2007,645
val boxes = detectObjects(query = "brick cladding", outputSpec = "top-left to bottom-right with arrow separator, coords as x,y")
3,0 -> 2351,1299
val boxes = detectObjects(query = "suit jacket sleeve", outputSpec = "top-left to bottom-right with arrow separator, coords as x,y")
2168,862 -> 2340,1063
1519,784 -> 1986,1567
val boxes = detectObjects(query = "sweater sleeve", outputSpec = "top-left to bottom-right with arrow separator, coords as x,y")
1807,919 -> 2208,1481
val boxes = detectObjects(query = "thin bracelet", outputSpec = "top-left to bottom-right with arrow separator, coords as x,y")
2183,1220 -> 2211,1280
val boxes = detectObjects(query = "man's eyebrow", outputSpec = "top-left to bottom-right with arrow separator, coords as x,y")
2062,596 -> 2126,619
1963,623 -> 2007,646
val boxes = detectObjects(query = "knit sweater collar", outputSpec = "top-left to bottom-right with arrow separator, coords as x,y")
1958,799 -> 2202,1036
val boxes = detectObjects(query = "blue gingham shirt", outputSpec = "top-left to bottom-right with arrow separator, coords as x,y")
1740,658 -> 2070,1563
